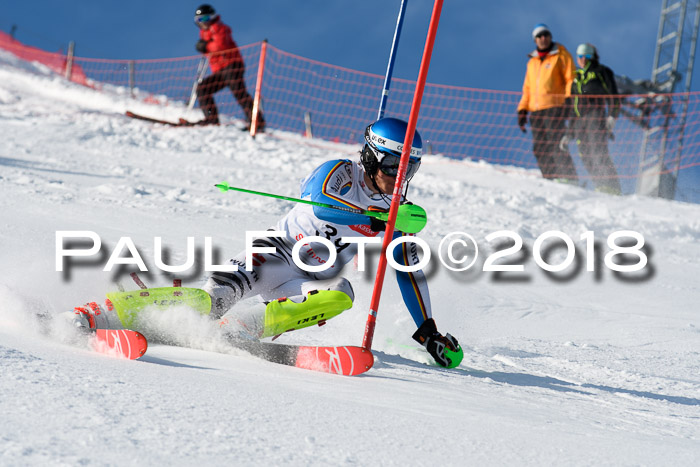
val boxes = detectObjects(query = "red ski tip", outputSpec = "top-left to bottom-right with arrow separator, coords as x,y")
91,329 -> 148,360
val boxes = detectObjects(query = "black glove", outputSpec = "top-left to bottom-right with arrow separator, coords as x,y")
412,318 -> 462,368
518,110 -> 528,133
196,39 -> 209,53
369,216 -> 386,232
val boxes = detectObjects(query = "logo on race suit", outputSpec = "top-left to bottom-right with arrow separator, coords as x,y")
331,165 -> 352,192
349,224 -> 379,237
339,181 -> 352,195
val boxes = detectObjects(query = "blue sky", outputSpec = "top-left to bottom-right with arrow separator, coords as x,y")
1,0 -> 689,92
2,0 -> 699,202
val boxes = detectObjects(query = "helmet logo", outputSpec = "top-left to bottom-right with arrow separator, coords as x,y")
368,133 -> 387,146
367,128 -> 421,157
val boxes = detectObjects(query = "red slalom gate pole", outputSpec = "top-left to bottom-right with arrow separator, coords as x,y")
361,0 -> 444,351
250,39 -> 267,138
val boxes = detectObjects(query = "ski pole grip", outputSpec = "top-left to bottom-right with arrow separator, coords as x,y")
394,204 -> 427,234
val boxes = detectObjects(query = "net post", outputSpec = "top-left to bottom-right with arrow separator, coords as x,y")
250,39 -> 268,137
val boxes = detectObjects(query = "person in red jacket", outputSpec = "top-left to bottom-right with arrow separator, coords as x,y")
194,4 -> 264,130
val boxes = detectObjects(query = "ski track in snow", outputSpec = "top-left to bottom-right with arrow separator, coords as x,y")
1,50 -> 699,465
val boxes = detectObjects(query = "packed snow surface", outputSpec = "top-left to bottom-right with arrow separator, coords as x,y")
1,51 -> 699,465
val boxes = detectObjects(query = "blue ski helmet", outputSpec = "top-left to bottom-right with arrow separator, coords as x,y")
361,117 -> 423,181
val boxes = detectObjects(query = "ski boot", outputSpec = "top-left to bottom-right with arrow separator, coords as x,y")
106,287 -> 212,329
60,301 -> 117,332
260,289 -> 353,339
70,302 -> 99,331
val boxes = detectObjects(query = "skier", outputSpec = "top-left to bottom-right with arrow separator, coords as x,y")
204,117 -> 463,368
192,4 -> 264,130
559,43 -> 622,195
67,118 -> 462,369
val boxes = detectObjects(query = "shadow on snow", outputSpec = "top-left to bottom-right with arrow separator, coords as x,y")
372,351 -> 700,406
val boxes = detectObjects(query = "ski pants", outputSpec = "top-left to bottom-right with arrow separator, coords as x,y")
529,106 -> 579,180
202,235 -> 355,321
196,61 -> 262,125
571,110 -> 621,193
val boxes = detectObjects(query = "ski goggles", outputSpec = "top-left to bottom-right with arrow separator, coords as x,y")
366,145 -> 421,180
578,54 -> 593,59
195,14 -> 214,24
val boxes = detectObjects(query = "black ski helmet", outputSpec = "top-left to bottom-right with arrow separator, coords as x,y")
195,4 -> 216,16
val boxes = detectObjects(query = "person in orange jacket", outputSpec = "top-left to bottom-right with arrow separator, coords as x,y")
517,24 -> 577,182
194,4 -> 264,130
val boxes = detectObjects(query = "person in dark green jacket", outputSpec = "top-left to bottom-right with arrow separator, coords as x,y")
560,43 -> 621,194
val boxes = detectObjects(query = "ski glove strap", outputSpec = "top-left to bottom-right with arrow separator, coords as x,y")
412,318 -> 463,368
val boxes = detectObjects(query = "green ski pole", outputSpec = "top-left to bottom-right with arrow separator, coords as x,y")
215,181 -> 427,234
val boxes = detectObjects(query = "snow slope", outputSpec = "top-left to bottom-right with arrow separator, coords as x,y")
1,50 -> 699,465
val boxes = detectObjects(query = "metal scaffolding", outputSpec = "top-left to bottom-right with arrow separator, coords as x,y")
635,0 -> 700,198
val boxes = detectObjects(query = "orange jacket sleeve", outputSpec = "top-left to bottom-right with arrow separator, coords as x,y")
518,69 -> 530,112
560,46 -> 575,98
